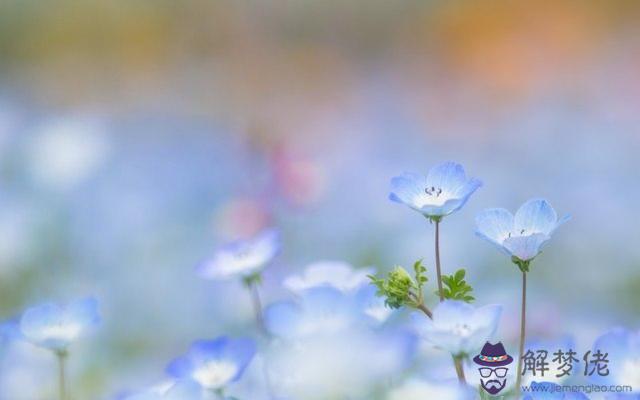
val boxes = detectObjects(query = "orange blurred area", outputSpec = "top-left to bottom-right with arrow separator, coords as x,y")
2,0 -> 639,118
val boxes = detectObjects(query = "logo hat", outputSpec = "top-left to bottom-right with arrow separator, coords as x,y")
473,342 -> 514,367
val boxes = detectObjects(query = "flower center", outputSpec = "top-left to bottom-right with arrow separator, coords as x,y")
452,323 -> 472,337
192,360 -> 238,389
425,186 -> 443,197
507,229 -> 527,238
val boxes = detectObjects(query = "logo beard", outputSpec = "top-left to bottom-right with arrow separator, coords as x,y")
481,379 -> 506,395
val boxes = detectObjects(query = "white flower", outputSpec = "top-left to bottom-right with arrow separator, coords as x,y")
283,261 -> 372,293
19,297 -> 100,351
196,229 -> 280,280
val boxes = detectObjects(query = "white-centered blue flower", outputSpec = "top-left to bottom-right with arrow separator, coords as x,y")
19,297 -> 100,351
196,228 -> 280,280
167,336 -> 256,390
389,162 -> 482,219
415,300 -> 501,357
475,199 -> 570,263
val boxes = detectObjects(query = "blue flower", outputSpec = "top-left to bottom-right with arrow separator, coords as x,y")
523,381 -> 588,399
19,297 -> 100,351
589,327 -> 640,389
167,336 -> 256,390
389,162 -> 482,219
475,199 -> 570,262
414,300 -> 501,357
196,228 -> 280,280
264,286 -> 362,339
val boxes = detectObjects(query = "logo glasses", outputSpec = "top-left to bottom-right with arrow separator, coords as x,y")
478,367 -> 509,378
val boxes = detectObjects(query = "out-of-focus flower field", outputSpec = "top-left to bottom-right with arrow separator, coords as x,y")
1,1 -> 640,399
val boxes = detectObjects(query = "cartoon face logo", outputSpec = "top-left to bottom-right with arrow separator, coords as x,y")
473,342 -> 514,395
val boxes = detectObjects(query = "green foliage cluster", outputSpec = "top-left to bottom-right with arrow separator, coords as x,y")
440,269 -> 475,303
370,261 -> 475,310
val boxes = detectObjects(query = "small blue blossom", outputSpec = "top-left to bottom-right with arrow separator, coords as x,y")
414,300 -> 501,357
523,381 -> 589,399
19,297 -> 100,351
475,199 -> 570,263
167,336 -> 256,390
389,161 -> 482,219
196,228 -> 280,280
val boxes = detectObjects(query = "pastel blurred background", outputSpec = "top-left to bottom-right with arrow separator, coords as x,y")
1,0 -> 639,398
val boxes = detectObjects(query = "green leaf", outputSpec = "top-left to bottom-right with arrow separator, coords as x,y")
440,268 -> 475,303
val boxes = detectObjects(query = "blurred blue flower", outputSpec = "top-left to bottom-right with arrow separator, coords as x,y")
283,260 -> 373,294
589,327 -> 640,389
196,228 -> 280,280
167,336 -> 256,391
414,300 -> 501,357
355,285 -> 394,324
19,297 -> 100,351
523,381 -> 588,399
281,261 -> 393,324
475,199 -> 570,262
389,161 -> 481,219
265,286 -> 365,339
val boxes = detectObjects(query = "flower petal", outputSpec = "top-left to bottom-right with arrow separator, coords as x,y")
426,162 -> 467,193
389,173 -> 427,209
264,301 -> 302,338
475,208 -> 514,245
514,199 -> 559,236
503,233 -> 550,261
431,300 -> 475,330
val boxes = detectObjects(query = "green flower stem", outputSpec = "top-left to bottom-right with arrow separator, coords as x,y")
56,350 -> 67,400
434,218 -> 466,384
242,274 -> 274,398
434,219 -> 445,302
515,269 -> 527,396
242,274 -> 267,336
416,302 -> 433,319
453,355 -> 466,383
248,281 -> 266,335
